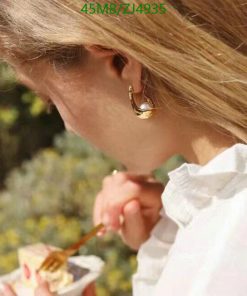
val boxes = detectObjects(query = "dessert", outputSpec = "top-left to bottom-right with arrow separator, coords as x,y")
15,243 -> 74,293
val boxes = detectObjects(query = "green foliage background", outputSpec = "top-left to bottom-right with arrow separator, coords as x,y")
0,62 -> 185,296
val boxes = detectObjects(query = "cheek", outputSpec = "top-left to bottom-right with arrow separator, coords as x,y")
52,88 -> 108,137
51,74 -> 131,142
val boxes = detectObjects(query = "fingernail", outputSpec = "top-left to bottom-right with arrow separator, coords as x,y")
119,214 -> 125,225
97,232 -> 104,237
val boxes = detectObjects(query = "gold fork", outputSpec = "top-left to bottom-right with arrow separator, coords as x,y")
37,223 -> 105,273
38,169 -> 121,273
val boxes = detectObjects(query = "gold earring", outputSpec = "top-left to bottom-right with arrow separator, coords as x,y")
128,85 -> 155,119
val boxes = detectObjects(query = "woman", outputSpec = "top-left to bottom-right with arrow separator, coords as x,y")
0,0 -> 246,295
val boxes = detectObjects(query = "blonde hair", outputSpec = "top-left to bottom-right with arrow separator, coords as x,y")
0,0 -> 246,142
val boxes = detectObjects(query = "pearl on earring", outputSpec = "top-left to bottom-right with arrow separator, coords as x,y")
128,85 -> 156,119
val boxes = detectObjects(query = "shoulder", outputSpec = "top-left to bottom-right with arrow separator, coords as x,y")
193,182 -> 246,228
153,186 -> 247,296
169,183 -> 247,254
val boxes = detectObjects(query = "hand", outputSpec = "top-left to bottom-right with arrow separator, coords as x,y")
94,171 -> 164,250
0,284 -> 16,296
83,282 -> 96,296
0,276 -> 54,296
0,278 -> 96,296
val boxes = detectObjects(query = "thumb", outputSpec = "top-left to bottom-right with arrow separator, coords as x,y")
120,200 -> 148,250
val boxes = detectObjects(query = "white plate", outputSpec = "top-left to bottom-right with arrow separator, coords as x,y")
0,255 -> 105,296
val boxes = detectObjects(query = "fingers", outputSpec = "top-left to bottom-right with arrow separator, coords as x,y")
102,177 -> 143,231
0,284 -> 16,296
119,199 -> 148,250
92,171 -> 164,250
34,272 -> 54,296
93,192 -> 106,236
93,171 -> 164,249
100,173 -> 163,231
83,282 -> 96,296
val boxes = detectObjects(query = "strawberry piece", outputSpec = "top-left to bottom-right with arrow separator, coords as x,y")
23,263 -> 31,279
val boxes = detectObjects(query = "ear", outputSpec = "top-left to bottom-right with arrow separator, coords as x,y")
84,45 -> 143,93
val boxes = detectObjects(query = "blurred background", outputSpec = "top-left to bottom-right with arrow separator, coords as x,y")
0,61 -> 185,296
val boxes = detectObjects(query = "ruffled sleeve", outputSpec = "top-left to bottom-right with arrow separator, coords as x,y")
132,208 -> 179,296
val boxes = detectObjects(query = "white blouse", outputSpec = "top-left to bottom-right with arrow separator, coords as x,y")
132,143 -> 247,296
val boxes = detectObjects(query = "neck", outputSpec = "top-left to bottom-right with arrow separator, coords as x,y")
178,121 -> 239,166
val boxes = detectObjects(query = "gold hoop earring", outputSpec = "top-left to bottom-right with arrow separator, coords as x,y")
128,85 -> 155,119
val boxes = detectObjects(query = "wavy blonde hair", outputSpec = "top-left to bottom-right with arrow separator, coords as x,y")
0,0 -> 246,142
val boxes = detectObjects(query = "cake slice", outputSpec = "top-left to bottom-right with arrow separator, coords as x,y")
17,243 -> 74,292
